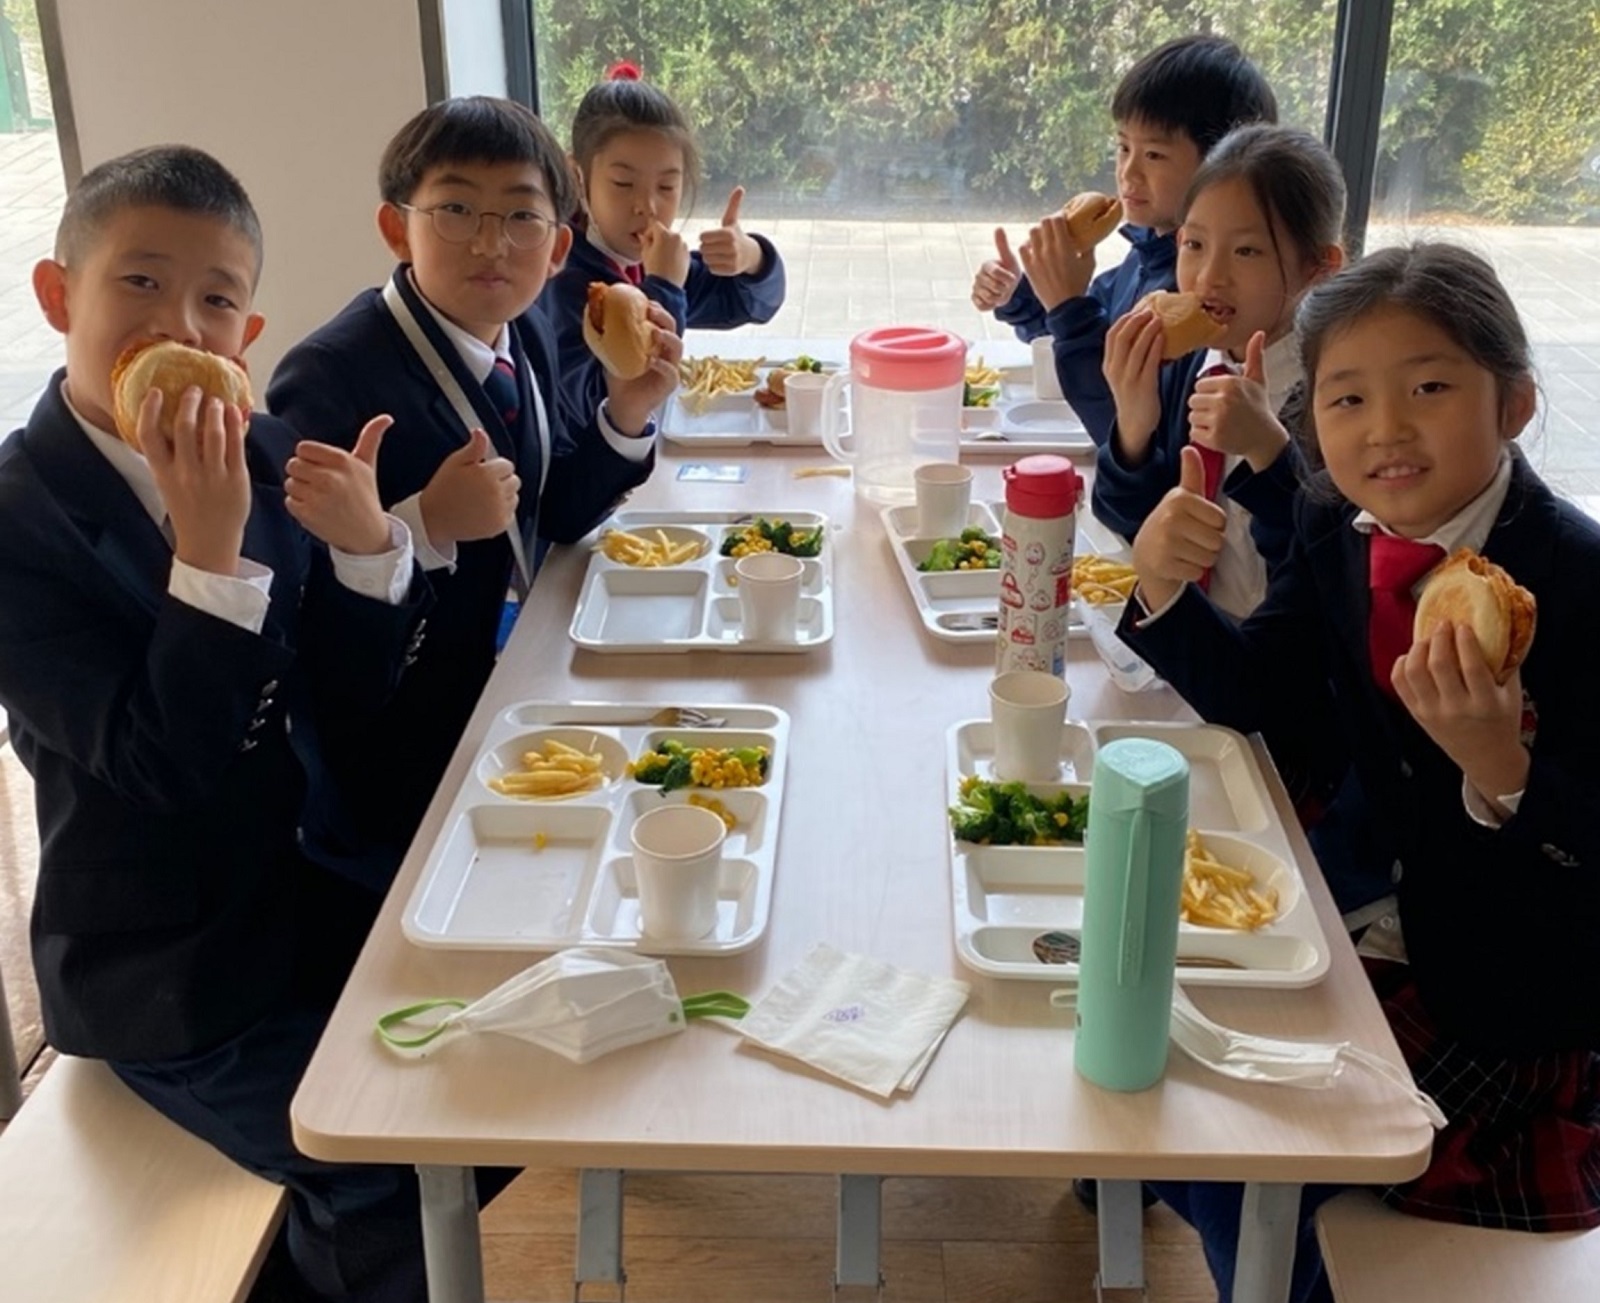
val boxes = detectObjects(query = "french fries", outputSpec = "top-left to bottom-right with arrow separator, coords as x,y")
1181,831 -> 1279,930
678,355 -> 762,412
489,738 -> 609,800
1072,553 -> 1138,605
599,528 -> 706,567
965,358 -> 1002,387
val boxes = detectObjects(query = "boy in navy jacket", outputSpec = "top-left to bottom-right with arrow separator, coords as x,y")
970,36 -> 1276,446
267,97 -> 680,889
0,145 -> 438,1302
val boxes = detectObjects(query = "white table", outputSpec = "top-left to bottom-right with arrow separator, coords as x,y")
291,442 -> 1433,1303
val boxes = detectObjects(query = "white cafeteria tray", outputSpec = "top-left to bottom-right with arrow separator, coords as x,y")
570,509 -> 833,654
959,366 -> 1094,456
880,501 -> 1128,644
662,383 -> 804,448
945,718 -> 1331,988
403,701 -> 790,955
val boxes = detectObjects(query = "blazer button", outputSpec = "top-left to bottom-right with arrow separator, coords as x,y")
1399,760 -> 1413,779
248,716 -> 267,732
1541,843 -> 1579,867
238,737 -> 259,753
260,679 -> 280,696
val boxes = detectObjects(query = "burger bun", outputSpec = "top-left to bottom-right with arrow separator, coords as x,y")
1061,191 -> 1124,249
111,341 -> 253,452
1135,290 -> 1227,360
582,282 -> 657,380
1413,547 -> 1536,684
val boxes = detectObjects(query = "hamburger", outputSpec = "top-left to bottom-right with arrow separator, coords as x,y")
1134,290 -> 1227,360
111,340 -> 252,452
1060,191 -> 1124,250
582,282 -> 657,380
1413,547 -> 1536,684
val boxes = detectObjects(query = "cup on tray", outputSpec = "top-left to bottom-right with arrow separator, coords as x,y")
735,552 -> 804,642
914,462 -> 973,539
1031,337 -> 1064,400
783,372 -> 829,438
990,669 -> 1070,781
629,804 -> 727,940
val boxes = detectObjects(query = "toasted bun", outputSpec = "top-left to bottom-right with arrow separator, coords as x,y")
1413,547 -> 1537,683
581,282 -> 656,380
1135,290 -> 1227,360
111,341 -> 252,452
1061,191 -> 1124,249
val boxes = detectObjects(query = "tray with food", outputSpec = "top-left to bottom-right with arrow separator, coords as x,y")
880,502 -> 1134,644
569,509 -> 834,654
958,359 -> 1095,456
402,701 -> 790,955
944,718 -> 1330,987
661,354 -> 834,447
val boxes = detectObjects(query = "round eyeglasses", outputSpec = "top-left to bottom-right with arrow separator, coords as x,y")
398,201 -> 559,251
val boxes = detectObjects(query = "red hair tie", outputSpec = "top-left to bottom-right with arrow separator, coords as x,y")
605,59 -> 642,82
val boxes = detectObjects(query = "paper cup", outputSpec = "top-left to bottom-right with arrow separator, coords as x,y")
914,462 -> 973,538
990,670 -> 1070,781
1032,337 -> 1064,400
782,372 -> 829,438
735,551 -> 804,642
630,804 -> 726,940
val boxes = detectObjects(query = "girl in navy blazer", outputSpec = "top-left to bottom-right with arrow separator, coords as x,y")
1095,125 -> 1346,618
540,64 -> 786,417
1120,244 -> 1600,1302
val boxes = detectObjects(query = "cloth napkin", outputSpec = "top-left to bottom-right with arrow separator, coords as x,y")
737,943 -> 971,1098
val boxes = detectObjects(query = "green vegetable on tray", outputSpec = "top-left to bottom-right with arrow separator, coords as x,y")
917,527 -> 1001,572
949,775 -> 1090,845
629,739 -> 772,793
720,517 -> 825,559
963,380 -> 1001,408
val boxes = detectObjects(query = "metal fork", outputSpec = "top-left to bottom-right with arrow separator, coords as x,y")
546,706 -> 728,728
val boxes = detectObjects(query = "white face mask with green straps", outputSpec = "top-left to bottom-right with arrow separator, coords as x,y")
376,948 -> 748,1065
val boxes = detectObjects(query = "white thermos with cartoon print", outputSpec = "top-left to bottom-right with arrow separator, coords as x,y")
995,455 -> 1082,677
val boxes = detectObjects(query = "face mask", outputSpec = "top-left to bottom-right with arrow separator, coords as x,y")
376,948 -> 747,1065
1051,984 -> 1446,1128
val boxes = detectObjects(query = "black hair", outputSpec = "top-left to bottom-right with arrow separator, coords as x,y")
1112,35 -> 1278,155
55,145 -> 263,280
379,96 -> 576,221
569,70 -> 701,216
1297,243 -> 1533,412
1181,124 -> 1346,278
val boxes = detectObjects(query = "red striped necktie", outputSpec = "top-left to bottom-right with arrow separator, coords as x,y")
483,357 -> 520,427
621,261 -> 643,287
1367,533 -> 1445,698
1191,362 -> 1233,503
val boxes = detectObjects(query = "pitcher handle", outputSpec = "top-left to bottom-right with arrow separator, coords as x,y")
818,370 -> 854,465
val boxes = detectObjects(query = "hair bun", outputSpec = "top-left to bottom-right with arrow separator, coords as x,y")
605,59 -> 643,82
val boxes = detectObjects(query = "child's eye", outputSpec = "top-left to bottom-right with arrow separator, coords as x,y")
434,202 -> 473,217
1235,245 -> 1262,258
611,180 -> 633,191
120,274 -> 158,290
1180,238 -> 1202,252
1415,380 -> 1450,395
1145,151 -> 1166,163
205,294 -> 239,312
1323,393 -> 1362,409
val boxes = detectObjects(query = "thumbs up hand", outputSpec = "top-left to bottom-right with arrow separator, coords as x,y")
698,185 -> 764,277
1186,330 -> 1287,470
1129,444 -> 1229,610
971,228 -> 1023,312
418,427 -> 522,547
285,414 -> 396,556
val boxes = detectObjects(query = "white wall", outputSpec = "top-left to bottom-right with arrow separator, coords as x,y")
49,0 -> 431,377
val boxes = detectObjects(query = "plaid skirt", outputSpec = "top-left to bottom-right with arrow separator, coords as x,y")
1367,959 -> 1600,1231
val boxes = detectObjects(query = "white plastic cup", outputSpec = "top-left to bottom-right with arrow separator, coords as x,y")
783,372 -> 829,438
629,804 -> 727,940
914,462 -> 974,538
990,669 -> 1070,781
1032,337 -> 1064,400
735,551 -> 804,642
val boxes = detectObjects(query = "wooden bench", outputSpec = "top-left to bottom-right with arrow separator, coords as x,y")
0,1054 -> 288,1303
1316,1190 -> 1600,1303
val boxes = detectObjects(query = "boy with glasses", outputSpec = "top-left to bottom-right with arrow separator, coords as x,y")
266,96 -> 680,891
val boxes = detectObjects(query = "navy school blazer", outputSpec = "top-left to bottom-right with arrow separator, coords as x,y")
538,229 -> 786,419
0,376 -> 429,1061
264,266 -> 654,883
1119,453 -> 1600,1053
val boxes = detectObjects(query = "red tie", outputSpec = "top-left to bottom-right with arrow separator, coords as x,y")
622,262 -> 643,287
1190,363 -> 1232,592
1368,533 -> 1445,698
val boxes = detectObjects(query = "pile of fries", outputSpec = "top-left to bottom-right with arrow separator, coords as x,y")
488,738 -> 610,800
964,358 -> 1002,387
1181,831 -> 1279,930
679,355 -> 761,413
599,528 -> 706,567
1072,553 -> 1138,605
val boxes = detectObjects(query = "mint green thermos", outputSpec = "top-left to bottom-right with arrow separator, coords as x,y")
1074,737 -> 1189,1092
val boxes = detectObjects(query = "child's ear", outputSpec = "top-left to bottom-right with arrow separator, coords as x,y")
240,313 -> 266,353
32,259 -> 70,334
1500,374 -> 1537,440
376,202 -> 412,262
548,222 -> 574,273
1311,244 -> 1345,285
